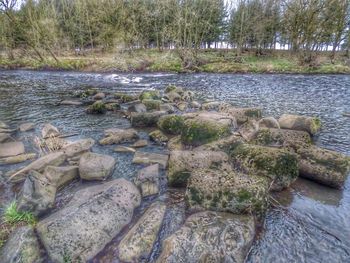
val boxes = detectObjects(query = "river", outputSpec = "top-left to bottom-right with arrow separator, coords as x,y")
0,70 -> 349,262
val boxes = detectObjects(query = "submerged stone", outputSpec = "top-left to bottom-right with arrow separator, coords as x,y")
278,114 -> 321,135
157,211 -> 255,263
36,179 -> 141,262
118,202 -> 166,262
186,168 -> 270,214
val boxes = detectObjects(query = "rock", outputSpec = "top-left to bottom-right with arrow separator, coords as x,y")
128,103 -> 147,113
7,152 -> 66,183
295,145 -> 350,188
186,168 -> 269,214
278,114 -> 321,135
194,134 -> 243,152
93,92 -> 105,100
157,115 -> 185,135
0,141 -> 25,158
0,127 -> 16,133
163,91 -> 181,102
176,102 -> 187,111
219,105 -> 262,124
36,179 -> 141,262
132,151 -> 169,169
149,130 -> 168,144
165,85 -> 183,94
181,91 -> 194,102
61,138 -> 95,157
134,164 -> 160,196
0,153 -> 37,165
79,152 -> 116,181
190,101 -> 201,108
105,102 -> 120,111
99,128 -> 139,145
230,143 -> 299,191
142,99 -> 162,110
19,123 -> 35,132
253,128 -> 312,146
238,119 -> 259,141
157,211 -> 255,263
86,100 -> 106,114
0,226 -> 43,263
139,90 -> 160,101
201,101 -> 227,111
118,202 -> 166,262
160,103 -> 176,113
60,100 -> 83,106
80,88 -> 98,98
114,146 -> 136,153
167,136 -> 185,151
0,133 -> 11,143
131,139 -> 148,148
41,123 -> 60,139
181,111 -> 235,146
258,117 -> 280,129
168,150 -> 229,186
115,93 -> 139,103
0,120 -> 8,129
131,111 -> 167,127
43,165 -> 79,189
17,170 -> 56,216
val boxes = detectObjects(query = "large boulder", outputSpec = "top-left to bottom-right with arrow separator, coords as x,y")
131,111 -> 167,127
7,152 -> 66,183
278,114 -> 321,135
61,138 -> 95,157
157,211 -> 255,263
186,168 -> 269,214
0,141 -> 25,158
219,105 -> 262,124
134,164 -> 160,197
0,226 -> 43,263
181,112 -> 235,146
157,115 -> 185,135
79,152 -> 116,180
132,151 -> 169,169
99,128 -> 138,145
118,202 -> 166,262
41,123 -> 60,139
36,179 -> 141,262
295,145 -> 350,188
253,128 -> 311,146
167,150 -> 229,186
17,170 -> 56,216
230,143 -> 299,191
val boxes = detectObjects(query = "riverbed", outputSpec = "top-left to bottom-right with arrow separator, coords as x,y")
0,70 -> 349,262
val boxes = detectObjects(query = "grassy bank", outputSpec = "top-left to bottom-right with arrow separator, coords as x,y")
1,49 -> 350,74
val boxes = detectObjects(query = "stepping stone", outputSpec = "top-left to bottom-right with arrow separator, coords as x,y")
132,151 -> 169,169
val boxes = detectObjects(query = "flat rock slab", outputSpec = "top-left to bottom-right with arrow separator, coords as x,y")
79,152 -> 116,180
0,141 -> 25,158
114,146 -> 136,153
118,201 -> 166,262
60,100 -> 83,106
19,122 -> 35,132
36,178 -> 141,262
0,153 -> 36,165
157,211 -> 255,263
132,151 -> 169,169
0,226 -> 43,263
131,139 -> 148,148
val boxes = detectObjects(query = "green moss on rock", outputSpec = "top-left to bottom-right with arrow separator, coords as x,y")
114,93 -> 138,103
139,90 -> 160,101
157,115 -> 185,135
142,99 -> 162,110
86,101 -> 106,114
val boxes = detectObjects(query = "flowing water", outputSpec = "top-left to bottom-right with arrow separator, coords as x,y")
0,70 -> 349,262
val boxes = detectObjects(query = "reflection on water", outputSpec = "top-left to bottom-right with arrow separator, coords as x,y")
0,70 -> 349,262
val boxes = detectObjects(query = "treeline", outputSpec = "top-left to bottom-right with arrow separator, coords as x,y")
0,0 -> 349,64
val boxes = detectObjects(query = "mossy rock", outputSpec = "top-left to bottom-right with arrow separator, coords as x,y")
186,168 -> 269,215
165,85 -> 183,94
80,88 -> 98,98
131,111 -> 167,127
105,103 -> 121,111
86,101 -> 106,114
219,105 -> 262,123
181,118 -> 231,146
296,145 -> 350,188
278,114 -> 321,135
149,130 -> 168,144
142,99 -> 162,110
230,143 -> 299,191
114,93 -> 138,103
253,128 -> 312,146
139,90 -> 160,101
157,115 -> 185,135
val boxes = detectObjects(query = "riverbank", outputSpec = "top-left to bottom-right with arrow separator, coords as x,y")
1,49 -> 350,74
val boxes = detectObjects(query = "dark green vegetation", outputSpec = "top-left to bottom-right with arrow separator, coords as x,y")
0,0 -> 350,73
